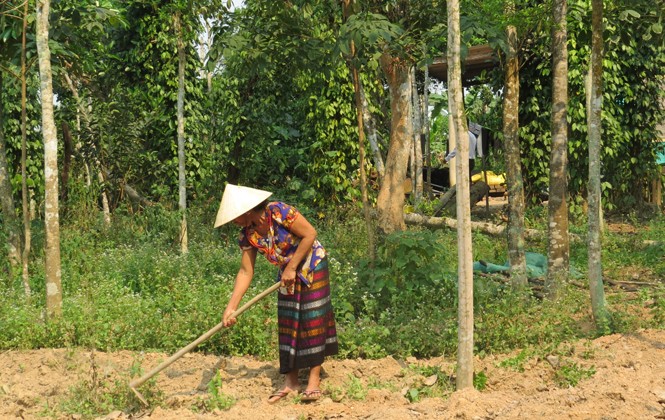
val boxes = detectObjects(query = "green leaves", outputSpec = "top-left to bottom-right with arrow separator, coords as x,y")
619,9 -> 641,20
652,22 -> 663,35
495,0 -> 665,208
339,12 -> 403,50
359,229 -> 455,299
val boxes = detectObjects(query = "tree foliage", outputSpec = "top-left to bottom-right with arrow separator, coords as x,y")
498,0 -> 665,210
0,0 -> 663,222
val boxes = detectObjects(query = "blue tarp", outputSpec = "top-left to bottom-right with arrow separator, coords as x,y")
473,252 -> 582,279
657,149 -> 665,166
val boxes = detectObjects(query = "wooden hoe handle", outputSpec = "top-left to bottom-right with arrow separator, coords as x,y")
129,281 -> 281,404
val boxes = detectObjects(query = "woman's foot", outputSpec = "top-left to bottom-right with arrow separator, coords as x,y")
301,388 -> 322,402
268,370 -> 300,404
267,387 -> 296,404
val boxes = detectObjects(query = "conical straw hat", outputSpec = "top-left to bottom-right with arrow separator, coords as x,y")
214,184 -> 272,228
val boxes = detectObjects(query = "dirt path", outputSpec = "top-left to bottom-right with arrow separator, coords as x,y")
1,330 -> 665,419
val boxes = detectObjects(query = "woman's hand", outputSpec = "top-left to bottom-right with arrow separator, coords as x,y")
223,307 -> 237,327
281,266 -> 297,288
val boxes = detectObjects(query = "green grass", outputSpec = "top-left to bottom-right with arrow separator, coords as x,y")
1,204 -> 664,368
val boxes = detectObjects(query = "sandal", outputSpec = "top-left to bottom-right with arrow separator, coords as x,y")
268,388 -> 294,404
300,389 -> 322,402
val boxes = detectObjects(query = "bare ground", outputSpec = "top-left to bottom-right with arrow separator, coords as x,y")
1,329 -> 665,420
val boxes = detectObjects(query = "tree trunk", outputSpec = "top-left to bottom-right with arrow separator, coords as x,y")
423,64 -> 432,197
411,67 -> 423,203
20,0 -> 31,296
360,81 -> 385,180
60,122 -> 73,207
36,0 -> 63,319
98,170 -> 111,224
503,2 -> 528,288
62,70 -> 112,225
587,0 -> 609,332
351,60 -> 376,263
227,137 -> 243,185
448,0 -> 474,390
175,12 -> 188,254
546,0 -> 570,298
376,52 -> 412,235
0,73 -> 23,280
343,0 -> 376,262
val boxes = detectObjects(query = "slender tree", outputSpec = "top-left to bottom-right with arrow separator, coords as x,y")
503,0 -> 528,288
423,63 -> 431,197
175,11 -> 188,254
342,0 -> 376,261
36,0 -> 62,318
546,0 -> 570,298
587,0 -> 609,332
360,84 -> 385,180
411,67 -> 423,203
20,0 -> 31,296
448,0 -> 474,390
61,70 -> 113,225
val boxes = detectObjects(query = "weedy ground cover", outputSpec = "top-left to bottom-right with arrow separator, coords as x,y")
0,203 -> 664,418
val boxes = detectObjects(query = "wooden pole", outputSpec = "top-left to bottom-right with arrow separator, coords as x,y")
129,281 -> 281,405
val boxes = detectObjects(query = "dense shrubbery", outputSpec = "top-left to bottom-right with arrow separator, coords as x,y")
1,202 -> 665,360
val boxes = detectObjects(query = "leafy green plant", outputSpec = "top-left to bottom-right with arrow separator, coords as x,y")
652,288 -> 665,327
553,362 -> 596,388
58,353 -> 164,418
344,375 -> 368,401
194,370 -> 235,412
323,383 -> 345,403
403,364 -> 454,403
322,374 -> 396,403
498,348 -> 532,372
579,341 -> 596,360
473,371 -> 488,391
367,375 -> 398,392
474,284 -> 587,354
358,229 -> 457,302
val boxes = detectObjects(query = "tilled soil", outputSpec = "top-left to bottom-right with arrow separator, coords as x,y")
1,329 -> 665,419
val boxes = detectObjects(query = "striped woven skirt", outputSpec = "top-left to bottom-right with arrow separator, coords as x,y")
277,258 -> 338,373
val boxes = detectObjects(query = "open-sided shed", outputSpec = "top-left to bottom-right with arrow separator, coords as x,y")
427,44 -> 499,85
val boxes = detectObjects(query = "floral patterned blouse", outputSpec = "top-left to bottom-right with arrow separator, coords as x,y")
238,201 -> 327,287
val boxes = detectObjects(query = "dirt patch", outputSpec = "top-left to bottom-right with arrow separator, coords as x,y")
607,223 -> 640,234
2,330 -> 665,419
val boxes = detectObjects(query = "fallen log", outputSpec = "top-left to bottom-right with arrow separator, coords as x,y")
605,279 -> 662,292
434,181 -> 490,217
404,212 -> 585,242
404,212 -> 545,239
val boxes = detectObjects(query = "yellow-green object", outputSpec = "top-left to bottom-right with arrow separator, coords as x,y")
471,171 -> 506,186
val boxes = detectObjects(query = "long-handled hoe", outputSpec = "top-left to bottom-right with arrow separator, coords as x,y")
129,281 -> 281,405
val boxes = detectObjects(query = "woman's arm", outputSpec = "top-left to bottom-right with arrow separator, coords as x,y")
281,214 -> 317,286
223,247 -> 258,327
